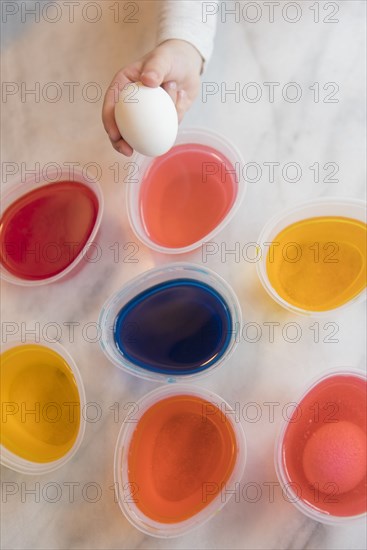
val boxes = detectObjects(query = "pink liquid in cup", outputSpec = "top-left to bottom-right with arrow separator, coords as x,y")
279,373 -> 366,519
139,144 -> 238,249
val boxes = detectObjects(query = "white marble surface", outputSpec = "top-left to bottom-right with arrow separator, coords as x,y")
1,1 -> 366,548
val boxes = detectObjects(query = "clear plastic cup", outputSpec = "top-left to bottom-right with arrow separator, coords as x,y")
0,340 -> 86,474
0,169 -> 104,286
126,127 -> 246,254
256,198 -> 367,316
275,368 -> 367,524
99,262 -> 242,383
114,384 -> 247,537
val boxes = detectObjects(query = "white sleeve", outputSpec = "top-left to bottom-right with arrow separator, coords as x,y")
157,1 -> 217,68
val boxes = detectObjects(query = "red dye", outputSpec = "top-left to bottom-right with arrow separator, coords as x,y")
0,181 -> 99,280
282,374 -> 367,517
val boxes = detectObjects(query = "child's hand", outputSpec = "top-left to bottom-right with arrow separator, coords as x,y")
102,39 -> 203,156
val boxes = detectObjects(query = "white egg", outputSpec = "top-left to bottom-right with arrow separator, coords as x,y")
114,82 -> 178,157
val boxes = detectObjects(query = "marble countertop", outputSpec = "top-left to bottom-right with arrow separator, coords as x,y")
1,1 -> 366,549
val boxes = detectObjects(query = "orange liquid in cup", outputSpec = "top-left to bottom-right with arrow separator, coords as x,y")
127,394 -> 238,523
139,144 -> 238,248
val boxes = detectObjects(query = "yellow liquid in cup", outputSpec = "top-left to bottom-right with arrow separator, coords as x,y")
266,216 -> 367,311
1,345 -> 81,463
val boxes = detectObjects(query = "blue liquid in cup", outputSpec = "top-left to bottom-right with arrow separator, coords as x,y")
113,279 -> 232,375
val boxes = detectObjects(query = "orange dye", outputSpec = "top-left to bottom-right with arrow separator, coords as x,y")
127,395 -> 238,523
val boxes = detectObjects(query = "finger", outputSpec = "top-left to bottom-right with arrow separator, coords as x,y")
140,52 -> 172,87
176,90 -> 189,123
102,64 -> 142,142
102,75 -> 130,142
162,80 -> 177,106
111,137 -> 134,157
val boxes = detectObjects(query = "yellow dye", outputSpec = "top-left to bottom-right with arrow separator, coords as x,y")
266,216 -> 367,311
1,344 -> 80,462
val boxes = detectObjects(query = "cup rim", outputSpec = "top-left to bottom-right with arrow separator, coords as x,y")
0,169 -> 104,287
113,383 -> 247,538
126,127 -> 247,254
256,197 -> 367,316
0,339 -> 86,475
99,262 -> 242,383
274,367 -> 367,524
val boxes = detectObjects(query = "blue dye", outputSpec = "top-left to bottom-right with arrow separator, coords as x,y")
113,278 -> 232,375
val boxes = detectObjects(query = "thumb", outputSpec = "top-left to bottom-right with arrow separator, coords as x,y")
140,52 -> 172,87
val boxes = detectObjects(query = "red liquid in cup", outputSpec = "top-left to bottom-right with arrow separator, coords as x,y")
281,374 -> 367,517
139,144 -> 238,248
0,181 -> 99,281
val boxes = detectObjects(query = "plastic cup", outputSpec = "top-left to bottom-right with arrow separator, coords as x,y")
99,262 -> 242,383
126,127 -> 246,254
114,384 -> 247,537
0,169 -> 103,286
0,340 -> 86,475
256,198 -> 367,315
275,368 -> 367,524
